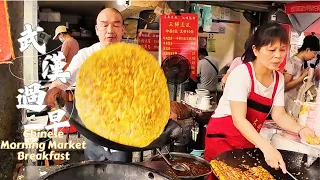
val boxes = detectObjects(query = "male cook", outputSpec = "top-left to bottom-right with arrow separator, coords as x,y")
44,8 -> 132,162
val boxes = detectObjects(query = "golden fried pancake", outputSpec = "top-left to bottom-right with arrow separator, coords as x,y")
75,42 -> 170,147
306,136 -> 320,145
210,160 -> 274,180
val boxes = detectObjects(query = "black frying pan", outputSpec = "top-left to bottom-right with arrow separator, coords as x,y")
70,118 -> 182,151
64,102 -> 183,152
214,148 -> 319,180
37,161 -> 171,180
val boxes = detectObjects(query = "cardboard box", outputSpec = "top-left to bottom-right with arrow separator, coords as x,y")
47,12 -> 61,22
39,12 -> 48,21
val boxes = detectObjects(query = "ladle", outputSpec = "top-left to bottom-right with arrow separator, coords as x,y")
164,146 -> 174,160
163,147 -> 196,176
156,148 -> 186,172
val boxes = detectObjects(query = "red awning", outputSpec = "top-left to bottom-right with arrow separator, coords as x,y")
285,1 -> 320,14
284,1 -> 320,34
305,19 -> 320,36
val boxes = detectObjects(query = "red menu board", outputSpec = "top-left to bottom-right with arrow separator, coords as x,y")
160,13 -> 198,79
138,31 -> 159,51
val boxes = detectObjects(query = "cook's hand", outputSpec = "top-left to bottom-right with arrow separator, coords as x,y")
299,127 -> 315,140
262,145 -> 287,174
170,112 -> 178,121
221,76 -> 227,85
44,87 -> 68,108
221,83 -> 225,89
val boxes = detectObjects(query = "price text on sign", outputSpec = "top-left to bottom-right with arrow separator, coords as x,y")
160,13 -> 199,79
138,32 -> 159,51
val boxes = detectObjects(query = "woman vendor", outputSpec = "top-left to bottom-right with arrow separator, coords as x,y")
284,35 -> 320,113
204,22 -> 316,178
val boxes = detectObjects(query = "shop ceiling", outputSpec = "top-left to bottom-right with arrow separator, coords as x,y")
194,1 -> 295,12
38,1 -> 295,18
38,1 -> 160,18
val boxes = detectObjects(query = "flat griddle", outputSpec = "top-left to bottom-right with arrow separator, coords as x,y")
64,102 -> 183,152
214,148 -> 319,180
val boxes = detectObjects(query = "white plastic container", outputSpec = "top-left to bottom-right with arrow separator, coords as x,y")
299,102 -> 316,127
198,96 -> 212,110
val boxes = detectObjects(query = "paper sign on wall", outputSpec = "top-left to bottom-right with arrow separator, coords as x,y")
211,6 -> 221,20
207,39 -> 216,52
223,8 -> 231,21
211,23 -> 220,33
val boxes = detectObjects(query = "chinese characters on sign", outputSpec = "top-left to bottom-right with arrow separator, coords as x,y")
138,30 -> 159,51
18,24 -> 46,54
16,24 -> 71,131
42,51 -> 70,83
160,13 -> 199,79
47,109 -> 69,134
16,83 -> 47,112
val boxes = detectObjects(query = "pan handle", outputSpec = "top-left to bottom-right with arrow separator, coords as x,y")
278,162 -> 298,180
286,171 -> 298,180
156,148 -> 173,166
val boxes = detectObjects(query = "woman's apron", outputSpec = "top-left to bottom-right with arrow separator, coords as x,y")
204,63 -> 279,179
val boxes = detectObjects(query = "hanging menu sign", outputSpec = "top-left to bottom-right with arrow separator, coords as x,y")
285,1 -> 320,14
160,13 -> 198,79
138,30 -> 159,51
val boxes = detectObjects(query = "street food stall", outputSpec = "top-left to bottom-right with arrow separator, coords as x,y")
3,1 -> 319,180
17,42 -> 213,180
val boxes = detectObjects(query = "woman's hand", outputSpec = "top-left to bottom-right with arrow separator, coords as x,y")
300,68 -> 309,80
299,127 -> 315,140
262,145 -> 287,174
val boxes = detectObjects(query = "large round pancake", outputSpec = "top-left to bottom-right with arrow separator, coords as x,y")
75,42 -> 170,147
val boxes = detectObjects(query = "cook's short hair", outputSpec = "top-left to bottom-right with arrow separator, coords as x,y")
99,8 -> 123,24
110,8 -> 123,22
